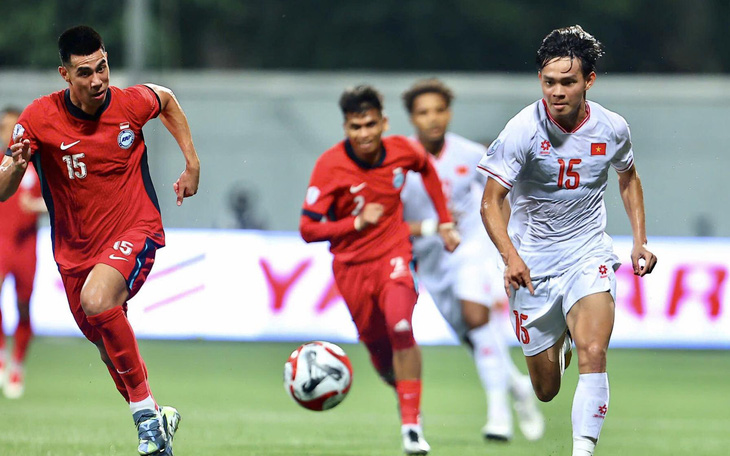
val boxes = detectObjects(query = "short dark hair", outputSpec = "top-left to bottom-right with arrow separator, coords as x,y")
339,85 -> 383,117
402,78 -> 454,114
536,25 -> 604,77
58,26 -> 105,65
1,106 -> 22,117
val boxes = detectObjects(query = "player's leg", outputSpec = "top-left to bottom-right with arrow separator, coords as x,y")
566,292 -> 614,456
4,251 -> 37,399
0,273 -> 5,387
381,279 -> 430,455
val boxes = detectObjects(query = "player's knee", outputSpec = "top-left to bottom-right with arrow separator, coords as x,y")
577,343 -> 607,371
80,287 -> 109,316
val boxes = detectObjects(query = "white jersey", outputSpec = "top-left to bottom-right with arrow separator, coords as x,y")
477,99 -> 634,279
402,133 -> 502,309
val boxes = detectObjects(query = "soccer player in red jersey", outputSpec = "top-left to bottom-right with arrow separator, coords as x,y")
0,106 -> 46,399
300,85 -> 459,455
0,26 -> 199,455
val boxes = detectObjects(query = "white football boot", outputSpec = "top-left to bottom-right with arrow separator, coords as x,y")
512,375 -> 545,441
402,425 -> 430,455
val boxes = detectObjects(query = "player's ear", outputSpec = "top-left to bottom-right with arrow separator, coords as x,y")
382,115 -> 390,132
59,65 -> 71,84
584,72 -> 596,91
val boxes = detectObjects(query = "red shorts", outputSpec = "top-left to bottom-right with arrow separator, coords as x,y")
61,231 -> 160,342
333,247 -> 418,344
0,235 -> 38,303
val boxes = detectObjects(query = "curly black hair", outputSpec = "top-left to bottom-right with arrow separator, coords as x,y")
536,25 -> 605,77
338,85 -> 384,117
401,78 -> 454,114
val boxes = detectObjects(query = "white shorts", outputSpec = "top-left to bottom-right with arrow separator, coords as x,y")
509,256 -> 619,357
432,239 -> 505,339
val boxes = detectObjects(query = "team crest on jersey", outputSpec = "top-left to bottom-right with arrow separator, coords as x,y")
487,139 -> 501,156
117,129 -> 135,149
392,167 -> 405,189
305,186 -> 320,205
12,123 -> 25,141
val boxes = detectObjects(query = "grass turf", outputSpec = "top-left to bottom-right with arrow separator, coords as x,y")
0,338 -> 727,455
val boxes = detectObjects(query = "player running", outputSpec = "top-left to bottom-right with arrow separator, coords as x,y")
0,106 -> 46,399
300,85 -> 459,455
400,78 -> 544,442
0,26 -> 199,455
479,25 -> 657,456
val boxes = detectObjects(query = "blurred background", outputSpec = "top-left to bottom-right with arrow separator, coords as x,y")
0,2 -> 729,454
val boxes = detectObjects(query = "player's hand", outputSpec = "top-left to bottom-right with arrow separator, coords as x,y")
631,243 -> 657,276
9,139 -> 31,173
354,203 -> 384,231
504,251 -> 533,297
173,163 -> 200,206
438,223 -> 460,252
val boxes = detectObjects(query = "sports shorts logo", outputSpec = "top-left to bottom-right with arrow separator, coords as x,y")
60,140 -> 81,151
109,254 -> 129,262
117,129 -> 135,149
349,182 -> 367,193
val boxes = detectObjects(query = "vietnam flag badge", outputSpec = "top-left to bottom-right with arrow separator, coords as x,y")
591,143 -> 607,156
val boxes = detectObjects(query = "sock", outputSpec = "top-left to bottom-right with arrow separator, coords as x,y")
468,322 -> 512,426
105,362 -> 131,402
12,319 -> 32,364
86,306 -> 152,403
130,395 -> 157,415
571,372 -> 609,448
573,436 -> 597,456
396,379 -> 422,426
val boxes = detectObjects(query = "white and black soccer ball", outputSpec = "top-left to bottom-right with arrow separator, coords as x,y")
283,341 -> 353,411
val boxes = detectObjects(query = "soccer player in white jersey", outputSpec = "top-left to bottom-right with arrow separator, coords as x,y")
400,79 -> 544,442
479,26 -> 658,456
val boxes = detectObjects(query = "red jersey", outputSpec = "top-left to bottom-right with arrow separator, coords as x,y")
8,85 -> 165,274
300,136 -> 451,264
0,169 -> 42,245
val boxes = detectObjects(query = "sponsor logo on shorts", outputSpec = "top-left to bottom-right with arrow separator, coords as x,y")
109,254 -> 129,262
394,319 -> 411,332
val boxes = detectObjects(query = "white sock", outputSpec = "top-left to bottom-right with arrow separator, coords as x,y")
130,395 -> 157,415
571,372 -> 609,453
468,322 -> 512,426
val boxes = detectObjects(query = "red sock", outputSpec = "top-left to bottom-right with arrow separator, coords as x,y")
86,306 -> 151,403
12,319 -> 32,364
396,379 -> 422,425
105,362 -> 130,402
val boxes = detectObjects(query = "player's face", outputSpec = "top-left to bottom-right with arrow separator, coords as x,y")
0,112 -> 19,145
539,57 -> 595,124
410,92 -> 451,145
344,109 -> 389,157
59,49 -> 110,114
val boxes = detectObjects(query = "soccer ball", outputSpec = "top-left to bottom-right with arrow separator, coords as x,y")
283,341 -> 353,411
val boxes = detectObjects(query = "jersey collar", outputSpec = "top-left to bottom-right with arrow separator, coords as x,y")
542,98 -> 591,134
64,88 -> 112,121
344,139 -> 386,169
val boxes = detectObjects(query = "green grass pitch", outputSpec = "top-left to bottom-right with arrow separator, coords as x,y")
0,338 -> 727,455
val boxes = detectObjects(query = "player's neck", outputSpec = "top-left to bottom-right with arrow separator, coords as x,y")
68,90 -> 107,116
555,100 -> 588,132
353,145 -> 384,166
419,137 -> 445,157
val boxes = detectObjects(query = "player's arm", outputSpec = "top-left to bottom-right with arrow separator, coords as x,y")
480,178 -> 533,296
300,203 -> 383,243
0,140 -> 31,202
617,165 -> 657,276
145,83 -> 200,206
418,158 -> 459,251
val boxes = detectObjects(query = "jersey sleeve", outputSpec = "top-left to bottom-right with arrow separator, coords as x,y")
299,157 -> 358,242
610,116 -> 635,173
477,122 -> 529,190
123,85 -> 162,129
